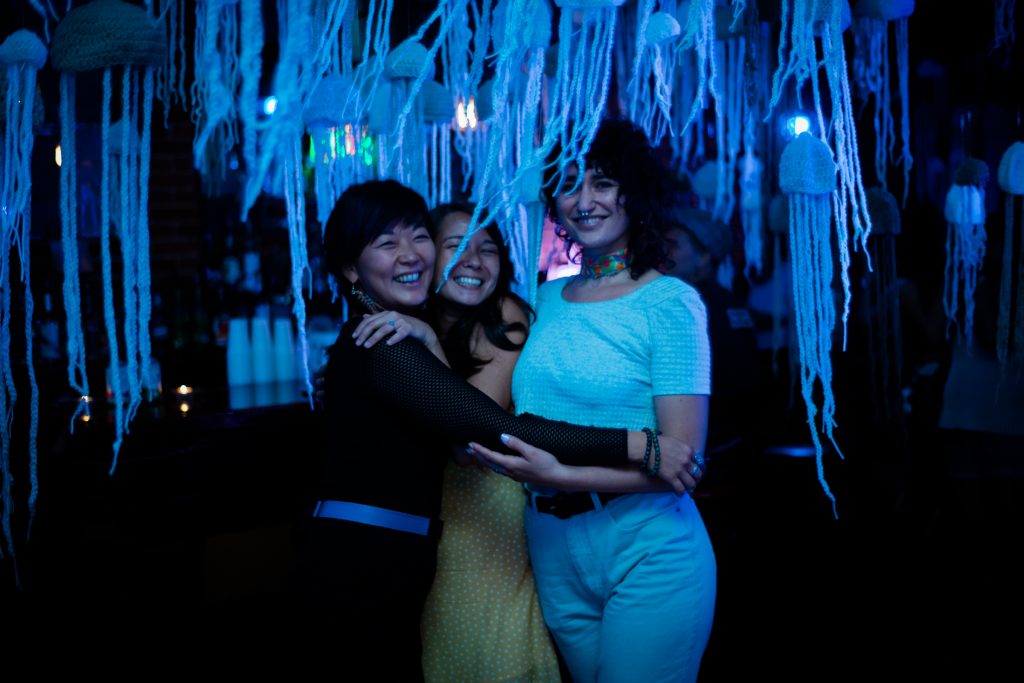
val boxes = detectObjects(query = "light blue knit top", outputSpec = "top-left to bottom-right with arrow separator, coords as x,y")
512,275 -> 711,432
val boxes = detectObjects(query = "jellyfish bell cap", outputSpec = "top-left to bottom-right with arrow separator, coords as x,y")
385,39 -> 433,80
421,81 -> 454,124
303,74 -> 353,128
779,133 -> 837,196
493,0 -> 552,50
944,185 -> 986,225
865,187 -> 901,236
954,157 -> 990,188
811,0 -> 853,36
0,30 -> 47,69
50,0 -> 165,72
647,12 -> 682,44
997,142 -> 1024,195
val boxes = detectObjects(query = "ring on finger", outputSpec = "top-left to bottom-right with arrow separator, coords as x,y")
388,319 -> 396,327
689,463 -> 701,477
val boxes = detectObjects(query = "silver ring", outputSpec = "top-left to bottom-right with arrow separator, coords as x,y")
694,452 -> 705,468
689,463 -> 701,477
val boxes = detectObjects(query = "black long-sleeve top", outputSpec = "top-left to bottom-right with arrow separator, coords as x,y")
320,317 -> 629,519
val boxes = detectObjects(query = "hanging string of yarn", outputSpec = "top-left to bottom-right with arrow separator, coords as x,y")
942,157 -> 989,348
996,142 -> 1024,385
442,0 -> 552,301
626,4 -> 681,145
26,1 -> 61,43
863,186 -> 903,424
0,28 -> 46,577
50,0 -> 166,473
421,80 -> 455,209
146,0 -> 188,126
305,73 -> 365,231
768,0 -> 872,275
780,132 -> 843,513
191,0 -> 242,194
852,0 -> 914,206
673,0 -> 718,136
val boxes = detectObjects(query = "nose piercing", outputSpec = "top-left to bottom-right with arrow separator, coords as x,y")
578,210 -> 590,218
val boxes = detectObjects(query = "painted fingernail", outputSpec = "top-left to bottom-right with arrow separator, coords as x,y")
500,433 -> 511,445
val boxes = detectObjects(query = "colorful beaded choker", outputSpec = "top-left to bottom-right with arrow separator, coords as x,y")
580,248 -> 631,279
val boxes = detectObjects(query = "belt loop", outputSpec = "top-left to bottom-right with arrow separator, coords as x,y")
589,492 -> 603,511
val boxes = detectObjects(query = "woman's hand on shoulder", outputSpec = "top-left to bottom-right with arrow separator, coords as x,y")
352,311 -> 438,350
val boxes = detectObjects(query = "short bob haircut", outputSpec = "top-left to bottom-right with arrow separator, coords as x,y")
323,179 -> 433,291
542,118 -> 673,278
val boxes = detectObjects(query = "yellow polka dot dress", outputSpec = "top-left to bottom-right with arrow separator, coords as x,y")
421,462 -> 561,682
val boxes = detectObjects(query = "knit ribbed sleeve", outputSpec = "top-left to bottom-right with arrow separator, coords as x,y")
329,330 -> 629,466
647,283 -> 712,396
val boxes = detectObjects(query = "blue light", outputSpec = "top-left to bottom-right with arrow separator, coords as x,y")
263,96 -> 278,116
786,114 -> 811,138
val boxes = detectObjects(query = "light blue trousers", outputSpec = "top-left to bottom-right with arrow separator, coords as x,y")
525,492 -> 716,683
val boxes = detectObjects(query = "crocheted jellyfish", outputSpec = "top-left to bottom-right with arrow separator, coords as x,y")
996,142 -> 1024,381
768,0 -> 872,257
863,187 -> 903,424
304,73 -> 375,231
780,133 -> 844,511
625,5 -> 682,145
942,157 -> 989,347
147,0 -> 188,125
191,0 -> 245,194
0,29 -> 46,572
51,0 -> 166,471
852,0 -> 914,205
421,81 -> 454,210
443,0 -> 553,304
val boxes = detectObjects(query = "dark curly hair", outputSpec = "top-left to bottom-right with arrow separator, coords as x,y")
542,118 -> 673,278
428,203 -> 533,379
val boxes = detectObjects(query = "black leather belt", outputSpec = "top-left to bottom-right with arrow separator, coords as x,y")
527,491 -> 624,520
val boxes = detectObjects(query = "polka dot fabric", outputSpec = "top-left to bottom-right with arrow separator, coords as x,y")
421,463 -> 560,682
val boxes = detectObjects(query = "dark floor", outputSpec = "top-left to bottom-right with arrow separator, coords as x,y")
3,398 -> 1022,677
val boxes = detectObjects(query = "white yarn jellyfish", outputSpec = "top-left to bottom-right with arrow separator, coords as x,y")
0,29 -> 46,572
304,73 -> 368,231
51,0 -> 166,471
626,6 -> 681,145
943,157 -> 989,348
863,187 -> 903,423
996,142 -> 1024,381
768,0 -> 872,259
852,0 -> 914,206
780,133 -> 844,511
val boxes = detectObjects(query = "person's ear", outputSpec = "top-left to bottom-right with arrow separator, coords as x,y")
341,263 -> 359,285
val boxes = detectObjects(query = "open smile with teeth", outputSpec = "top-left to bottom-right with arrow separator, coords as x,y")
575,215 -> 605,225
454,276 -> 484,287
394,272 -> 422,284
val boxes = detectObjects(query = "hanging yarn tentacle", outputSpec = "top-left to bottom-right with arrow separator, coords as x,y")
780,133 -> 843,513
864,187 -> 903,423
239,0 -> 263,180
50,0 -> 166,470
675,0 -> 717,135
146,0 -> 188,126
992,0 -> 1017,53
943,158 -> 989,347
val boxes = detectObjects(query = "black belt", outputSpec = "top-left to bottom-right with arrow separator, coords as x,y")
527,491 -> 624,520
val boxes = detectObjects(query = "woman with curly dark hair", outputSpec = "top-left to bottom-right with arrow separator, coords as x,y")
472,118 -> 717,682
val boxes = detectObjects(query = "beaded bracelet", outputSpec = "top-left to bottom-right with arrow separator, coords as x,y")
641,427 -> 661,477
649,431 -> 661,477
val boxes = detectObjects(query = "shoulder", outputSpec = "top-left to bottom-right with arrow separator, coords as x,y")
536,277 -> 570,303
635,275 -> 704,309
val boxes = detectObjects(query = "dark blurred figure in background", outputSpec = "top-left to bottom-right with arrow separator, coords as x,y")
663,206 -> 760,475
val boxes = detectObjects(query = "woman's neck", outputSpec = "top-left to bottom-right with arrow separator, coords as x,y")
432,298 -> 465,338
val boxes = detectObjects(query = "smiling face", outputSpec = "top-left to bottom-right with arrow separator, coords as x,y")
433,212 -> 501,308
554,165 -> 631,257
342,221 -> 435,312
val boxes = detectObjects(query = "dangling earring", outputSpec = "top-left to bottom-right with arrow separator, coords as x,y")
350,281 -> 382,314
